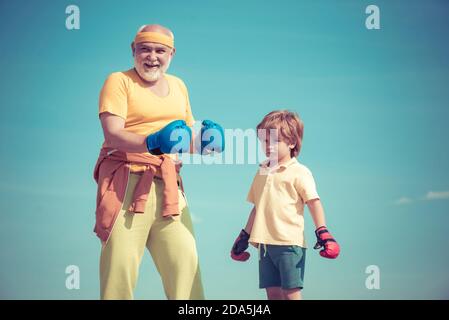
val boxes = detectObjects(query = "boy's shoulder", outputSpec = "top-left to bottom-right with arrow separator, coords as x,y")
287,158 -> 314,175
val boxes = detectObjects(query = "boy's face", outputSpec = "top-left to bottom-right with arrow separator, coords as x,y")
258,129 -> 294,163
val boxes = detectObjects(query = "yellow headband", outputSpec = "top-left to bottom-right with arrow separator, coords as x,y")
134,31 -> 174,48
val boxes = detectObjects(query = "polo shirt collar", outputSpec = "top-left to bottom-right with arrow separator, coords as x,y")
259,157 -> 298,170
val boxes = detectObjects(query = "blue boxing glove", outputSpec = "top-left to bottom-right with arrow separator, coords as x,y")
200,120 -> 225,154
146,120 -> 192,154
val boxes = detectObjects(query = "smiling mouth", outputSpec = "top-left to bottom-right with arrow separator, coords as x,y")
143,63 -> 160,69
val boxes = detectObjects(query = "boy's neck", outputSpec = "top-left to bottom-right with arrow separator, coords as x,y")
269,155 -> 292,167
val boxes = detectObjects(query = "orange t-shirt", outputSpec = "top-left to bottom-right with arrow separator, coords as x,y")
98,68 -> 195,171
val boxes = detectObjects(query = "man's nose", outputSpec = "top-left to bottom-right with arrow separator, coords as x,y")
148,51 -> 158,61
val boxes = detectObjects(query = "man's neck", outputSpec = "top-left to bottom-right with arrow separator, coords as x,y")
135,70 -> 169,97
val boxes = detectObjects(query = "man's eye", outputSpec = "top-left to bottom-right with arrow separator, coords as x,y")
157,50 -> 166,54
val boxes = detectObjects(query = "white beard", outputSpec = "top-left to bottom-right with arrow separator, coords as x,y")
134,57 -> 171,82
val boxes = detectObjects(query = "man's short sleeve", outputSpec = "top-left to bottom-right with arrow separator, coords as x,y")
295,167 -> 320,203
185,93 -> 195,127
176,78 -> 195,127
99,72 -> 128,120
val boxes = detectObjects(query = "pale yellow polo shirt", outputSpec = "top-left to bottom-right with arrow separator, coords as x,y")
98,68 -> 195,171
247,157 -> 320,248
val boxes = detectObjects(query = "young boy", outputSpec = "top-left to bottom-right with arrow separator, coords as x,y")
230,110 -> 340,300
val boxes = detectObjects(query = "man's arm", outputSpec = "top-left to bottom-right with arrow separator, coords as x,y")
100,112 -> 148,153
188,130 -> 197,154
306,198 -> 326,229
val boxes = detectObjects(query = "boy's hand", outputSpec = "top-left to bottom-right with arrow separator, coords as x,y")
314,226 -> 340,259
231,229 -> 250,262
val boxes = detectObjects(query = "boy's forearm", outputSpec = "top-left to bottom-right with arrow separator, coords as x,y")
307,198 -> 327,229
244,207 -> 256,233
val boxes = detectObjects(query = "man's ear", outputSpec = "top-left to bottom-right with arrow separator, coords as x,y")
170,47 -> 176,58
131,42 -> 135,57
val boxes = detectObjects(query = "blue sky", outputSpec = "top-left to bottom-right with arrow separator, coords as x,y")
0,0 -> 449,299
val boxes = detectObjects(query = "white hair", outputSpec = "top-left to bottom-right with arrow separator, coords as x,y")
135,24 -> 174,38
137,25 -> 147,33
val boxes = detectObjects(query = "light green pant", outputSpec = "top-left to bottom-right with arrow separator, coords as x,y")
100,173 -> 204,300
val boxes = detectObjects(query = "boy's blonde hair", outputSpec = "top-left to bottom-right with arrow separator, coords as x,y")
256,110 -> 304,158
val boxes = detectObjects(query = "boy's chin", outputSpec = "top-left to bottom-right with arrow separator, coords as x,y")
266,155 -> 280,164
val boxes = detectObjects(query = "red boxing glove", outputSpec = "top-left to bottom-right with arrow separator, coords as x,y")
314,226 -> 340,259
230,229 -> 250,262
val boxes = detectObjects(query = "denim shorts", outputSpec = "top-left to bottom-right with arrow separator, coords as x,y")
259,244 -> 306,290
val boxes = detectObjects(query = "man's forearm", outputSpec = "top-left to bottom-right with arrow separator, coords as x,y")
105,130 -> 148,153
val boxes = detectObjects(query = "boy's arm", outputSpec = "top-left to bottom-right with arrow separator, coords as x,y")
230,206 -> 255,262
307,198 -> 340,259
244,206 -> 256,233
306,198 -> 326,229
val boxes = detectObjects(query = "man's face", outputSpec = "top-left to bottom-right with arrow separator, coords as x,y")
133,42 -> 174,82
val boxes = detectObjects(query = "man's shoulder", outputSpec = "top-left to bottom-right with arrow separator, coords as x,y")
104,69 -> 135,84
166,73 -> 189,96
165,73 -> 183,81
166,73 -> 186,87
